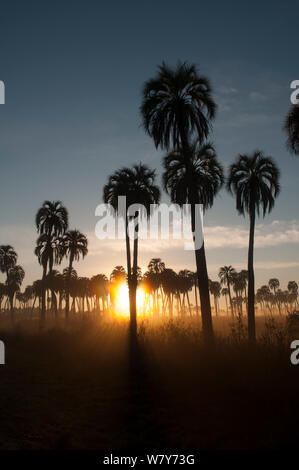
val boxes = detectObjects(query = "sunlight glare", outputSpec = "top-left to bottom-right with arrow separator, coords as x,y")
113,283 -> 147,317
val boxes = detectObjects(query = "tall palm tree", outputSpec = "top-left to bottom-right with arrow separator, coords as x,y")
0,282 -> 6,311
208,280 -> 221,316
36,200 -> 69,236
148,258 -> 165,316
159,268 -> 178,316
178,269 -> 194,316
90,274 -> 108,312
103,163 -> 160,335
6,265 -> 25,321
35,201 -> 68,320
62,267 -> 78,312
0,245 -> 18,313
34,233 -> 63,320
227,151 -> 280,343
284,105 -> 299,154
269,278 -> 280,295
218,265 -> 236,316
110,266 -> 127,283
191,271 -> 199,317
221,287 -> 229,314
61,229 -> 88,319
141,61 -> 217,343
0,245 -> 17,281
231,271 -> 247,316
163,141 -> 223,341
141,61 -> 216,150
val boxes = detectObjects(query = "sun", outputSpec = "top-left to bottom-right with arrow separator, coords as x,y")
113,283 -> 147,317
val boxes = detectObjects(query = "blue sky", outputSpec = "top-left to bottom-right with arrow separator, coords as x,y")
0,0 -> 299,289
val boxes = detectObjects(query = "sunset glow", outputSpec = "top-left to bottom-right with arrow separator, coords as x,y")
113,283 -> 147,317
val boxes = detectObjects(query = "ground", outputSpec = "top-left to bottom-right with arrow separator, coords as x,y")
0,315 -> 298,450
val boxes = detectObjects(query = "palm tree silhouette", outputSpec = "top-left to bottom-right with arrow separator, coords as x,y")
35,233 -> 63,320
141,61 -> 216,149
36,200 -> 69,236
209,280 -> 221,316
35,201 -> 68,320
61,229 -> 88,319
141,62 -> 217,342
159,268 -> 178,316
103,164 -> 160,335
0,245 -> 17,281
90,274 -> 108,312
0,245 -> 18,315
110,265 -> 127,283
147,258 -> 165,316
221,287 -> 229,314
163,141 -> 223,340
218,266 -> 236,316
269,278 -> 280,295
6,265 -> 25,321
284,105 -> 299,154
227,151 -> 280,343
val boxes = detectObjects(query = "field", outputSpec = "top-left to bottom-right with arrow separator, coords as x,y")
0,314 -> 298,450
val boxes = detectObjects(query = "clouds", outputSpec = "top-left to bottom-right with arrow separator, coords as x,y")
204,220 -> 299,249
2,219 -> 299,286
88,219 -> 299,255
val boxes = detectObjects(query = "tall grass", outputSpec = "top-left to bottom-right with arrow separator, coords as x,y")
0,314 -> 298,449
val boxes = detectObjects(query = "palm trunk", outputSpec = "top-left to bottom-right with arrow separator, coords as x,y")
227,280 -> 234,316
129,213 -> 138,336
65,256 -> 73,320
41,263 -> 47,323
194,279 -> 199,317
214,295 -> 218,316
247,205 -> 256,344
191,203 -> 214,343
9,294 -> 14,323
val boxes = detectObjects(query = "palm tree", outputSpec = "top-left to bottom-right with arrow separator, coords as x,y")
6,265 -> 25,321
0,282 -> 6,311
0,245 -> 18,313
61,230 -> 88,319
36,200 -> 69,236
163,142 -> 223,341
110,266 -> 127,283
103,164 -> 160,334
178,269 -> 194,316
34,233 -> 63,320
159,268 -> 178,316
90,274 -> 108,312
45,270 -> 62,316
208,280 -> 221,316
141,61 -> 216,150
219,265 -> 236,316
148,258 -> 165,315
288,281 -> 298,308
231,272 -> 247,316
284,105 -> 299,154
269,278 -> 280,295
221,287 -> 229,314
227,151 -> 280,343
191,271 -> 199,317
0,245 -> 17,281
35,201 -> 68,320
141,62 -> 217,343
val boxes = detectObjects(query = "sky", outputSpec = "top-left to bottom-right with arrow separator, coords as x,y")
0,0 -> 299,291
